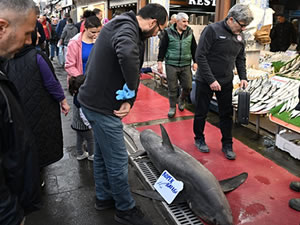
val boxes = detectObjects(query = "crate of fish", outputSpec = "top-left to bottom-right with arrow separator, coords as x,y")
275,130 -> 300,160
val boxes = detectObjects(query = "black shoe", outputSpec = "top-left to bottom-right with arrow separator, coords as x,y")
94,198 -> 115,211
178,98 -> 185,111
50,57 -> 54,61
114,206 -> 153,225
168,107 -> 176,118
195,139 -> 209,153
222,145 -> 236,160
290,181 -> 300,192
289,198 -> 300,211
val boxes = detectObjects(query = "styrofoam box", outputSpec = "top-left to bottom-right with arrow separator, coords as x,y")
275,131 -> 300,160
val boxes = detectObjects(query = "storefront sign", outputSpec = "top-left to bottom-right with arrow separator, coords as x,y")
110,0 -> 137,7
188,0 -> 216,6
170,0 -> 215,12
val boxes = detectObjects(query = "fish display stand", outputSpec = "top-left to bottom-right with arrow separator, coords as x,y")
269,114 -> 300,160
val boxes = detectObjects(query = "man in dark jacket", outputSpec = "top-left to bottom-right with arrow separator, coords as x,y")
35,6 -> 46,51
78,4 -> 168,225
0,0 -> 41,224
56,12 -> 69,39
193,4 -> 253,160
270,14 -> 297,52
157,12 -> 197,118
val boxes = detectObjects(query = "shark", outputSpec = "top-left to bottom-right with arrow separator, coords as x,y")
125,124 -> 247,225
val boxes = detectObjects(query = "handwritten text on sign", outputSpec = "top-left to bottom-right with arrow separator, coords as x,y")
154,170 -> 184,204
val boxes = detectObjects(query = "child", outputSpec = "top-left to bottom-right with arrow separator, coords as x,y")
69,75 -> 94,161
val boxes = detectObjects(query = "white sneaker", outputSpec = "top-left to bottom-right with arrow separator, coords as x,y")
88,154 -> 94,161
77,152 -> 88,161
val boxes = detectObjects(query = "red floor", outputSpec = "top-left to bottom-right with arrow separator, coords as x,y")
123,84 -> 193,124
140,73 -> 153,80
124,83 -> 300,225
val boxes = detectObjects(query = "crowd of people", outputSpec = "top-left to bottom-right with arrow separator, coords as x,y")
0,1 -> 299,225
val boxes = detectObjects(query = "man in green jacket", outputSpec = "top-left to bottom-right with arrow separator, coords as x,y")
157,12 -> 197,118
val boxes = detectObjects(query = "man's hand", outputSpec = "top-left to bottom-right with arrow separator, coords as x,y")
157,61 -> 163,74
192,63 -> 198,71
240,80 -> 248,89
60,98 -> 70,116
209,81 -> 221,91
113,102 -> 131,119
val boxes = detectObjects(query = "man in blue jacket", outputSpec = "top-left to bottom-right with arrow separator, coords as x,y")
78,4 -> 168,225
0,0 -> 41,224
193,4 -> 253,160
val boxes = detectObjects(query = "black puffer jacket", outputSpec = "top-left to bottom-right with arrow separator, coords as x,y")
6,46 -> 63,168
78,11 -> 145,116
0,68 -> 41,225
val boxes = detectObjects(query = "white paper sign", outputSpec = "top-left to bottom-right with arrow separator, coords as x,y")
154,170 -> 184,204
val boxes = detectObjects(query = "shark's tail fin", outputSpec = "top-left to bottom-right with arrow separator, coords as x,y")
160,124 -> 175,152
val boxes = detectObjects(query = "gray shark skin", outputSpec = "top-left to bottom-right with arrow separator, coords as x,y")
140,125 -> 233,225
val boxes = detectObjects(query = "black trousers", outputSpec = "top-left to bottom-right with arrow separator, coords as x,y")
193,81 -> 233,146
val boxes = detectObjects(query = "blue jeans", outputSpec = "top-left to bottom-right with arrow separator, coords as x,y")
50,44 -> 58,58
81,106 -> 135,211
58,45 -> 65,66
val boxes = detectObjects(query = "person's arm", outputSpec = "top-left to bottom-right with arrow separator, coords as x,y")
113,24 -> 140,91
157,31 -> 169,62
0,96 -> 24,225
65,39 -> 82,76
37,54 -> 70,115
37,22 -> 46,45
195,26 -> 217,85
290,23 -> 297,44
0,163 -> 24,225
191,34 -> 197,63
55,21 -> 61,38
157,31 -> 169,74
235,44 -> 247,81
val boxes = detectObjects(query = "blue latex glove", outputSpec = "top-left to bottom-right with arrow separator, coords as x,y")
116,83 -> 135,100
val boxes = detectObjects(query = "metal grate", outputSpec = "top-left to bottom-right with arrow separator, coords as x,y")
125,134 -> 203,225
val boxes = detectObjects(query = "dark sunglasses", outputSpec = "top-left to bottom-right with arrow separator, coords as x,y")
233,17 -> 247,28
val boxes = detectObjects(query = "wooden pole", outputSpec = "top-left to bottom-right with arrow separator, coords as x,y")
215,0 -> 231,22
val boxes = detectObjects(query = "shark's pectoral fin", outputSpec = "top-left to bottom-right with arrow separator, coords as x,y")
132,189 -> 187,204
130,150 -> 147,158
133,157 -> 151,163
219,172 -> 248,193
132,190 -> 165,201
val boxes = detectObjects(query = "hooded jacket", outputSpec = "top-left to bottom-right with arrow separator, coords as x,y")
65,32 -> 84,82
61,23 -> 78,46
78,11 -> 145,115
0,65 -> 41,225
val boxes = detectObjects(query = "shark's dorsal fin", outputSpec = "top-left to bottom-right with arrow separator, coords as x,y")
160,124 -> 175,152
